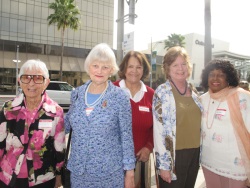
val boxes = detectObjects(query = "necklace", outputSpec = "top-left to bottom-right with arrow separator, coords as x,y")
85,82 -> 108,107
206,97 -> 221,129
170,80 -> 187,95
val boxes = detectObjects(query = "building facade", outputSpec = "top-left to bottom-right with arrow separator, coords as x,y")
0,0 -> 114,94
143,33 -> 250,88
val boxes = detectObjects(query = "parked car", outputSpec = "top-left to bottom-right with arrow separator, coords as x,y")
46,81 -> 74,109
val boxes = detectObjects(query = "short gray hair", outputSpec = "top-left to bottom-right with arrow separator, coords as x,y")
19,59 -> 49,79
84,43 -> 119,75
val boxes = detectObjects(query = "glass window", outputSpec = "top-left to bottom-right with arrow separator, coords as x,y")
41,7 -> 48,20
19,2 -> 26,16
26,21 -> 34,34
27,4 -> 34,17
18,20 -> 26,34
41,23 -> 48,36
48,26 -> 54,37
93,3 -> 98,14
34,5 -> 41,19
2,0 -> 10,13
1,17 -> 10,32
10,19 -> 18,32
10,1 -> 18,15
34,22 -> 41,35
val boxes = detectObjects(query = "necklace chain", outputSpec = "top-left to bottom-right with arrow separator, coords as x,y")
206,97 -> 221,129
171,80 -> 187,95
85,82 -> 108,107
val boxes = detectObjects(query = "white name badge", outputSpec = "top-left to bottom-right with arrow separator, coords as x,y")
86,107 -> 94,116
139,106 -> 150,112
38,119 -> 53,129
216,108 -> 226,115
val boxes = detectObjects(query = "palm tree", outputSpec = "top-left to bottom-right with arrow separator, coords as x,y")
204,0 -> 212,66
47,0 -> 81,81
164,33 -> 185,50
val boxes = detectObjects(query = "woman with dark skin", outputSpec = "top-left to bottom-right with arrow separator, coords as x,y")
200,59 -> 250,188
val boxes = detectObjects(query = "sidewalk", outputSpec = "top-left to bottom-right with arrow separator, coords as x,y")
150,155 -> 206,188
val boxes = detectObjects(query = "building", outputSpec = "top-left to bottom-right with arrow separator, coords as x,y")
142,33 -> 250,88
0,0 -> 114,93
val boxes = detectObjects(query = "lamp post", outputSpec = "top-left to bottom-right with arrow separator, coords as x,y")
13,45 -> 21,96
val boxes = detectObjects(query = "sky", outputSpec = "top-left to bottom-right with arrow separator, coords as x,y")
113,0 -> 250,56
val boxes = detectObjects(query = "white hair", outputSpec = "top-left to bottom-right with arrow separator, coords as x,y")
84,43 -> 119,75
19,59 -> 49,79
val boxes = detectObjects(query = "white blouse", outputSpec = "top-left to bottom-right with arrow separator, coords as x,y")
201,91 -> 250,181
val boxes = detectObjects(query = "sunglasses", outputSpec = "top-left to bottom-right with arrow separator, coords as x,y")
20,75 -> 45,84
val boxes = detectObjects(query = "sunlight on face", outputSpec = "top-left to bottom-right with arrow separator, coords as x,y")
88,61 -> 113,85
19,68 -> 49,100
169,55 -> 188,82
125,56 -> 143,84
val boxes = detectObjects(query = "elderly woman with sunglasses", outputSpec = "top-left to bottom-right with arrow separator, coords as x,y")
0,59 -> 65,188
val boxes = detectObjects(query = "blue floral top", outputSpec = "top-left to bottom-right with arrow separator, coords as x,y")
64,80 -> 136,177
153,80 -> 203,180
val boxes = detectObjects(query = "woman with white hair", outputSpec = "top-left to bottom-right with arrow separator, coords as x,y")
0,59 -> 65,188
64,43 -> 136,188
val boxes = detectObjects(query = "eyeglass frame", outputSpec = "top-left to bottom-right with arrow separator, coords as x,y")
20,74 -> 46,84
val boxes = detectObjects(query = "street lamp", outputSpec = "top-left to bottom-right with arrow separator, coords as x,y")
13,45 -> 21,96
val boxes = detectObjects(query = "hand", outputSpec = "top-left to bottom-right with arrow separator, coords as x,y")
125,170 -> 135,188
136,147 -> 150,162
54,175 -> 62,188
160,169 -> 171,183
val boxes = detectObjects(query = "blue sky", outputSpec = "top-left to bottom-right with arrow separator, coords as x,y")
113,0 -> 250,56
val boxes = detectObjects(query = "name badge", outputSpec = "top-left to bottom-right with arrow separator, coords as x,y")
139,106 -> 150,112
38,119 -> 53,129
216,108 -> 226,116
86,107 -> 94,116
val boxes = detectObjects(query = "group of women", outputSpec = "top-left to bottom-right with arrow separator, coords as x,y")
0,43 -> 249,188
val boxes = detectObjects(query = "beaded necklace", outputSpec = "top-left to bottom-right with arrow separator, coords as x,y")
170,80 -> 187,95
85,82 -> 108,107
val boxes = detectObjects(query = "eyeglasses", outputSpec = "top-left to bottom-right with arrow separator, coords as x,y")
20,75 -> 45,84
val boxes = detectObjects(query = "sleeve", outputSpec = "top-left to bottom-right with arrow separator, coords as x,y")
0,108 -> 7,160
64,89 -> 78,134
240,92 -> 250,132
153,88 -> 173,171
54,105 -> 66,175
118,90 -> 136,171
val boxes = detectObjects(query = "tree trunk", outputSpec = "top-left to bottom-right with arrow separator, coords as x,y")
60,28 -> 65,81
204,0 -> 212,67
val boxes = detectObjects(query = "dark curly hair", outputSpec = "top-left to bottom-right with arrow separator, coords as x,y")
118,51 -> 150,81
201,59 -> 239,90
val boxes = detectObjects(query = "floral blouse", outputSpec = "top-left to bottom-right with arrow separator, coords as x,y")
0,92 -> 65,187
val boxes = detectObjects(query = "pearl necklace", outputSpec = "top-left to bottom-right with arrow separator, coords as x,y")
85,82 -> 108,107
170,80 -> 187,95
206,97 -> 222,129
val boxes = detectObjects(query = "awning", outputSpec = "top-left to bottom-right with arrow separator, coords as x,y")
0,51 -> 85,72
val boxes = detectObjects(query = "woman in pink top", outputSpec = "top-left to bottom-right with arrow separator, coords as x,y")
0,59 -> 65,188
